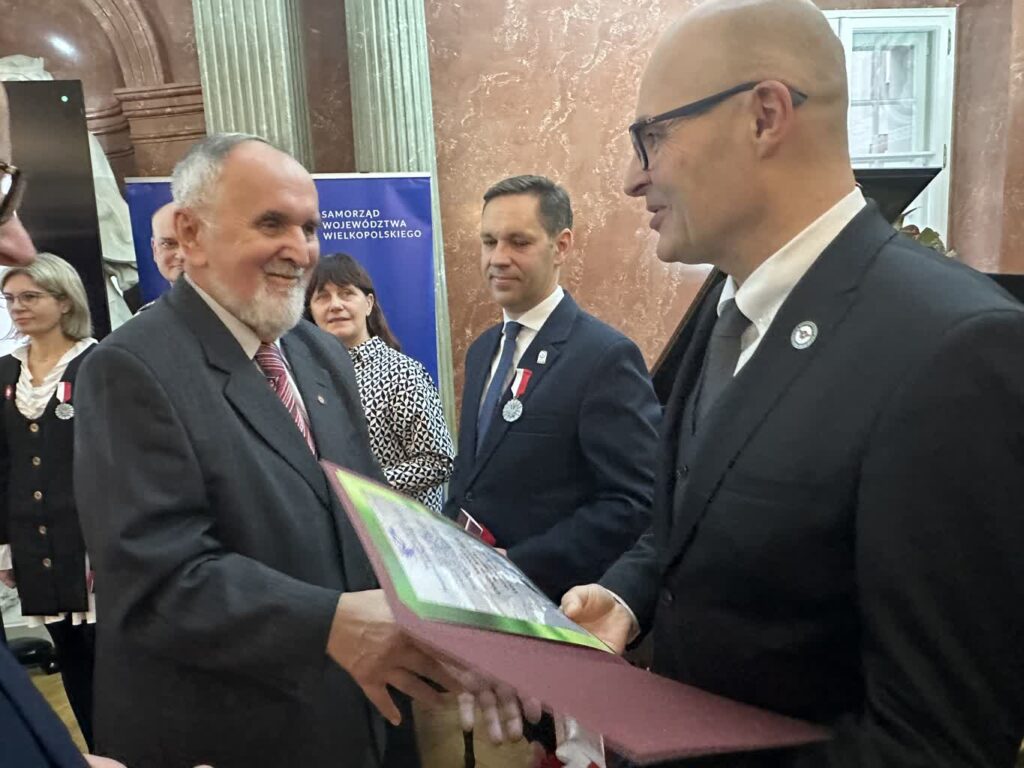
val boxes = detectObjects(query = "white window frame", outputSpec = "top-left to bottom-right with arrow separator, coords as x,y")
824,8 -> 957,237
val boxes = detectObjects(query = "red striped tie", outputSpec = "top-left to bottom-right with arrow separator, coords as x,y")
255,343 -> 317,455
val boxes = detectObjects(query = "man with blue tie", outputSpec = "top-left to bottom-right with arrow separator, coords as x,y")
445,174 -> 660,602
441,174 -> 660,764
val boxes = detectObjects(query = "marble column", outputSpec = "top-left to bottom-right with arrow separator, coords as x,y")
191,0 -> 313,167
346,0 -> 457,426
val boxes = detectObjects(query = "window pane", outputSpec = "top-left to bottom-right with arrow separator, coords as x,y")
848,30 -> 931,157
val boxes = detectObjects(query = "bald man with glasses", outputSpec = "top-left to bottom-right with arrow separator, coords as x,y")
562,0 -> 1024,765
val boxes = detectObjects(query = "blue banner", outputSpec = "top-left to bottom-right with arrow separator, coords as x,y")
124,173 -> 439,383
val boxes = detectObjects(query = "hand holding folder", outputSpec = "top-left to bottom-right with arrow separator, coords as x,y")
323,462 -> 830,764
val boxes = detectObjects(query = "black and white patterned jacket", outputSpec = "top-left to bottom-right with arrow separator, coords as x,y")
348,336 -> 454,512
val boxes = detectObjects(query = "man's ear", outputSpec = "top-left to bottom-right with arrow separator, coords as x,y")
553,228 -> 573,266
749,80 -> 799,158
175,207 -> 206,267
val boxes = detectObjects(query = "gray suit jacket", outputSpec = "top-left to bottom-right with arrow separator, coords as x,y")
75,281 -> 386,768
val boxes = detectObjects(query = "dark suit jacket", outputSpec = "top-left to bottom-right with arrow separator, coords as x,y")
0,642 -> 87,767
602,206 -> 1024,767
444,292 -> 660,600
74,281 -> 386,768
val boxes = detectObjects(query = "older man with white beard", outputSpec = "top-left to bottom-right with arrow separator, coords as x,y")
72,133 -> 464,768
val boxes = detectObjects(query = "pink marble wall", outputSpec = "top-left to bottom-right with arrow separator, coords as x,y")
426,0 -> 710,402
143,0 -> 202,84
426,0 -> 1017,406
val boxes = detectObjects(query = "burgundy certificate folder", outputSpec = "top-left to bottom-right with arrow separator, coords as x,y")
324,461 -> 829,764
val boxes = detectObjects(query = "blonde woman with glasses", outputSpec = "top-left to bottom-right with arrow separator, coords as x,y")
0,252 -> 97,749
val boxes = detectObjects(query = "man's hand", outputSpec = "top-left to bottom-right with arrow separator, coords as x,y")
451,666 -> 542,744
0,214 -> 35,266
0,569 -> 15,589
326,589 -> 461,725
85,757 -> 127,768
560,584 -> 635,655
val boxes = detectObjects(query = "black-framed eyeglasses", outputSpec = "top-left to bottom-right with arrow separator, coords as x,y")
0,161 -> 25,227
628,81 -> 809,171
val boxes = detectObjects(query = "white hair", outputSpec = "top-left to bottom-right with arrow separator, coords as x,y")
171,132 -> 269,211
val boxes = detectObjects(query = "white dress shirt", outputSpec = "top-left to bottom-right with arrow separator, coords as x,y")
482,285 -> 565,399
609,187 -> 866,638
719,187 -> 866,373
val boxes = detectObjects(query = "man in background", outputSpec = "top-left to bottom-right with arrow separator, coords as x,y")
131,201 -> 184,312
445,175 -> 659,602
441,174 -> 660,764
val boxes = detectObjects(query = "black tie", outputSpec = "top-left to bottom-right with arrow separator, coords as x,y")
696,298 -> 750,425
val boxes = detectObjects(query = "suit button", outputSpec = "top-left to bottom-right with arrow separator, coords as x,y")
676,464 -> 689,479
42,558 -> 52,569
465,491 -> 474,503
32,490 -> 42,501
38,525 -> 47,536
660,587 -> 674,606
29,423 -> 39,433
31,456 -> 41,467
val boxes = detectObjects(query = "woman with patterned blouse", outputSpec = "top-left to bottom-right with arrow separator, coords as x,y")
306,253 -> 454,512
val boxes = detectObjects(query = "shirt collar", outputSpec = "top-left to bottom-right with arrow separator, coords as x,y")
11,337 -> 96,365
186,275 -> 266,361
349,335 -> 387,365
718,188 -> 866,331
502,285 -> 565,334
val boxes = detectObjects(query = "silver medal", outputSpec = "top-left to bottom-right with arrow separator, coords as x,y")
502,398 -> 523,422
55,403 -> 75,420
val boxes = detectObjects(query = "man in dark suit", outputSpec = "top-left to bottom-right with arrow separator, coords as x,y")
73,134 -> 459,768
562,0 -> 1024,765
444,174 -> 660,603
0,642 -> 91,768
126,202 -> 184,314
439,175 -> 659,764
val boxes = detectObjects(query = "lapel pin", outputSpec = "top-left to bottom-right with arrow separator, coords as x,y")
316,395 -> 326,405
791,321 -> 818,350
537,350 -> 548,365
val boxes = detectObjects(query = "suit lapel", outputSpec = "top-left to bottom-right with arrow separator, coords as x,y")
468,293 -> 578,484
167,283 -> 330,506
664,205 -> 897,564
657,273 -> 725,564
285,331 -> 382,592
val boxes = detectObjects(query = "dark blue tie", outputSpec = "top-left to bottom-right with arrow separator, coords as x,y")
476,321 -> 523,452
